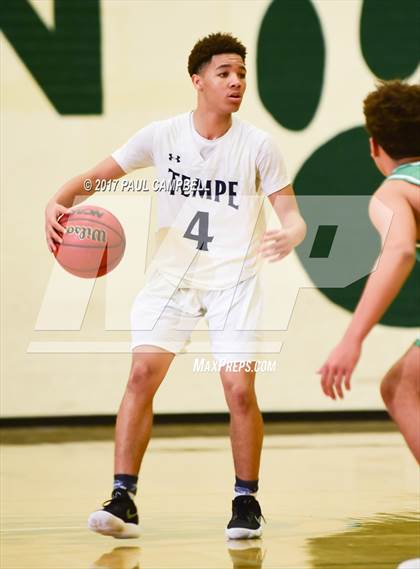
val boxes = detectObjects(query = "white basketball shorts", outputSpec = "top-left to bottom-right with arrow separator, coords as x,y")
130,271 -> 262,364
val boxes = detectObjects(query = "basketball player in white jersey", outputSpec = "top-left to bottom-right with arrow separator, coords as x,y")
45,33 -> 307,540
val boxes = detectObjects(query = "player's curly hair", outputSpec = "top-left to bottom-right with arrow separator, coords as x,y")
188,32 -> 246,77
363,80 -> 420,159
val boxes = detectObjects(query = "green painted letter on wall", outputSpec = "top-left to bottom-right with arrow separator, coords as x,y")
1,0 -> 102,114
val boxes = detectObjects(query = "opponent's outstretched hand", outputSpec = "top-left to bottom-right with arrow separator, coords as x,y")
317,339 -> 362,399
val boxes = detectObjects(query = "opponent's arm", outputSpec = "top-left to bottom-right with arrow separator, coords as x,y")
45,156 -> 125,252
260,185 -> 307,262
344,185 -> 416,342
319,181 -> 417,399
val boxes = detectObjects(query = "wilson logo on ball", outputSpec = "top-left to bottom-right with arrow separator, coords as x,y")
54,206 -> 125,278
65,225 -> 107,242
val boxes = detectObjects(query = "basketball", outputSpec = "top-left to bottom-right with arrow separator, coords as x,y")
54,205 -> 125,278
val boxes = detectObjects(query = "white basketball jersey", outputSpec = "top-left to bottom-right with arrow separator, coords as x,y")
112,112 -> 290,289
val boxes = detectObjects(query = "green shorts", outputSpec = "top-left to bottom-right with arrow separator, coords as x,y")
415,338 -> 420,348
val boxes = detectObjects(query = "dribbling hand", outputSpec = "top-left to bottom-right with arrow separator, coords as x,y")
45,202 -> 71,253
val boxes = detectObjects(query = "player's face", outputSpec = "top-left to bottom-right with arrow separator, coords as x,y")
195,53 -> 247,114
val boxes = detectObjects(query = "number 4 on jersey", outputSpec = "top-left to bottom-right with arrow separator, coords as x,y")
183,211 -> 214,251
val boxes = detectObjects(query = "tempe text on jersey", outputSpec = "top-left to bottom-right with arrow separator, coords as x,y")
166,167 -> 239,209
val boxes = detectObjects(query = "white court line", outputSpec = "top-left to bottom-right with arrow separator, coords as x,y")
0,526 -> 86,533
27,341 -> 282,353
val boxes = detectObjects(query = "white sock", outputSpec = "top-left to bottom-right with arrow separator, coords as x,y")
234,490 -> 258,499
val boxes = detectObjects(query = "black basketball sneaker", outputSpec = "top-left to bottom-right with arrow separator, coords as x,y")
88,489 -> 140,539
225,495 -> 265,539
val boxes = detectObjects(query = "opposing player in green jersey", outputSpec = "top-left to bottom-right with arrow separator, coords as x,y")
319,81 -> 420,465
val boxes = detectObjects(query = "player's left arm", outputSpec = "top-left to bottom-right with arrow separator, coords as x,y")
260,185 -> 307,262
345,183 -> 417,341
319,181 -> 417,399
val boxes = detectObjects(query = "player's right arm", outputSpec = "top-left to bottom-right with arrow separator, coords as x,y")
45,156 -> 125,253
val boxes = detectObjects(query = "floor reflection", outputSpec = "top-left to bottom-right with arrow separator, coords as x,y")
89,542 -> 266,569
227,539 -> 265,569
90,546 -> 141,569
307,513 -> 420,569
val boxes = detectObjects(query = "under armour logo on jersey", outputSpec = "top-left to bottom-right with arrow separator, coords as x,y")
169,153 -> 181,162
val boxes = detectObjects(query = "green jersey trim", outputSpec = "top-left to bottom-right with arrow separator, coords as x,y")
387,161 -> 420,186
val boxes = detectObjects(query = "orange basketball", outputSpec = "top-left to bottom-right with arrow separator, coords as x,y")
54,206 -> 125,278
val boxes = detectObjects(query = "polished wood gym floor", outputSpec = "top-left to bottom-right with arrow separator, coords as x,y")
1,422 -> 419,568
